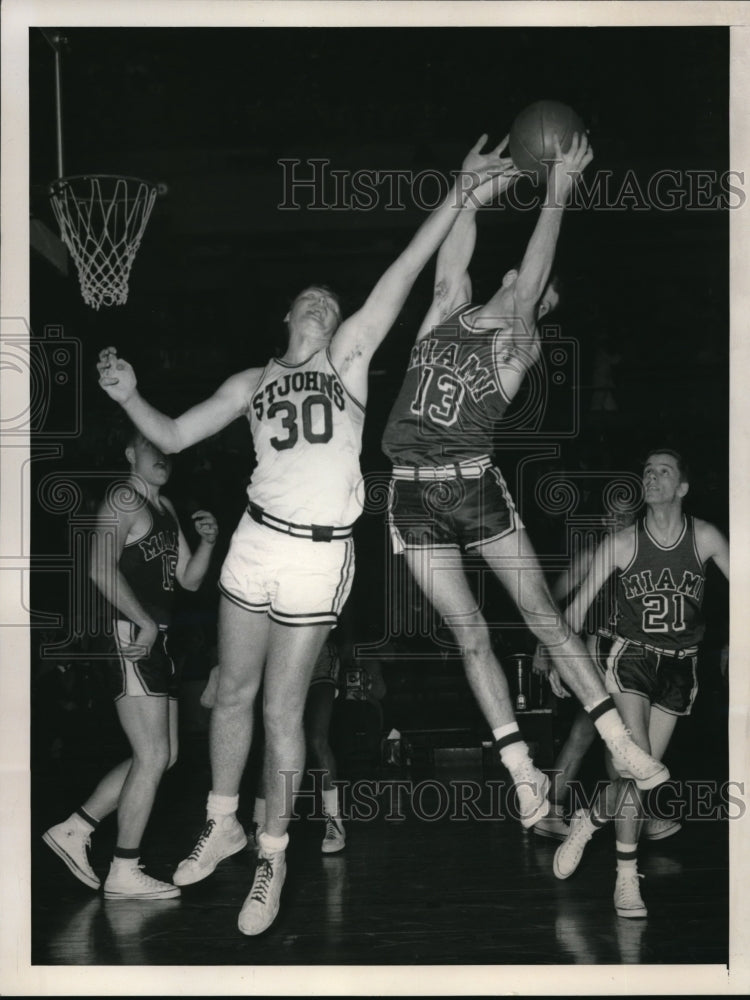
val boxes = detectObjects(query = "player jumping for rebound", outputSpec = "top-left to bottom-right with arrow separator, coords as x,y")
382,132 -> 670,828
97,136 -> 518,935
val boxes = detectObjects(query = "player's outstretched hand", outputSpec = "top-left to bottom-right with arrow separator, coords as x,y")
193,510 -> 219,546
548,131 -> 594,202
460,133 -> 521,197
97,347 -> 137,405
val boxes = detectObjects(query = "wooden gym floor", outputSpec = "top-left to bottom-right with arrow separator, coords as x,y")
31,734 -> 729,970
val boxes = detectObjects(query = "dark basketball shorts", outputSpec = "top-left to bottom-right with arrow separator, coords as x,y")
595,631 -> 699,716
388,458 -> 522,553
105,620 -> 177,701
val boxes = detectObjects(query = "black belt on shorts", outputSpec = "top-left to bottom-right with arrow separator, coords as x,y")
601,629 -> 698,659
247,502 -> 353,542
391,455 -> 492,481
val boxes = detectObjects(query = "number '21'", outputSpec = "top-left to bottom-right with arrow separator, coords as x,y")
642,593 -> 686,632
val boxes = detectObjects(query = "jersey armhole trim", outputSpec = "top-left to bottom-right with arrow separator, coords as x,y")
489,330 -> 515,406
619,522 -> 640,575
124,501 -> 154,548
326,347 -> 366,414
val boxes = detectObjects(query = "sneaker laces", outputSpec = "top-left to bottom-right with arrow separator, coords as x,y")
617,871 -> 645,907
568,811 -> 595,845
615,729 -> 645,757
250,858 -> 274,904
186,819 -> 216,861
324,815 -> 342,840
125,864 -> 165,889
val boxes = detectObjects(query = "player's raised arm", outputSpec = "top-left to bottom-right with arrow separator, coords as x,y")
97,347 -> 259,453
329,137 -> 514,383
415,148 -> 519,342
472,132 -> 594,402
514,132 -> 593,312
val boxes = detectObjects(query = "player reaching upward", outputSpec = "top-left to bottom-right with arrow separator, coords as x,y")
96,135 -> 515,935
382,133 -> 670,828
550,449 -> 728,917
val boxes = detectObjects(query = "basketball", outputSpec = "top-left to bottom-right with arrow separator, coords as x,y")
509,101 -> 585,183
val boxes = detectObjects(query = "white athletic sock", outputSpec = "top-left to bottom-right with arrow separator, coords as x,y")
587,704 -> 626,740
110,855 -> 139,871
207,791 -> 239,819
70,811 -> 96,832
493,723 -> 531,771
322,788 -> 340,818
258,830 -> 289,855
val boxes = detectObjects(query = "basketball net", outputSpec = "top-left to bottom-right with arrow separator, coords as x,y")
49,175 -> 158,309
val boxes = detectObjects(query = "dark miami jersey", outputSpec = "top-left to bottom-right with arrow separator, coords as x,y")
248,347 -> 365,526
613,516 -> 706,651
381,304 -> 512,466
116,498 -> 180,627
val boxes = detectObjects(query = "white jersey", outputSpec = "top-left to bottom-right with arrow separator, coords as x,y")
247,347 -> 366,526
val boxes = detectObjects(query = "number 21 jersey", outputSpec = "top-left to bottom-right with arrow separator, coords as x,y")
248,348 -> 365,527
614,516 -> 706,650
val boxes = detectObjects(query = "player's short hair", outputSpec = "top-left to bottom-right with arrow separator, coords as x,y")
123,424 -> 146,452
644,448 -> 689,483
288,284 -> 343,324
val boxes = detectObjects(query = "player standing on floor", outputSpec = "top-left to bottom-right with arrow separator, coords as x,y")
43,431 -> 218,898
382,132 -> 670,828
550,449 -> 728,917
203,638 -> 347,854
96,136 -> 514,935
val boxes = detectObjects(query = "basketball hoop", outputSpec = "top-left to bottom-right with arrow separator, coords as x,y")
49,175 -> 158,309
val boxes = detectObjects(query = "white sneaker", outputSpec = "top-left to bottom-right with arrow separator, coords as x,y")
173,815 -> 247,886
511,759 -> 550,828
103,862 -> 180,900
606,729 -> 669,790
533,810 -> 570,841
643,817 -> 682,840
321,813 -> 346,854
43,820 -> 100,890
553,809 -> 598,879
237,849 -> 287,935
614,869 -> 648,918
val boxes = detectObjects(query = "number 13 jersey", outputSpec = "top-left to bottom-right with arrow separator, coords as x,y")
382,304 -> 512,466
613,516 -> 706,651
248,347 -> 366,527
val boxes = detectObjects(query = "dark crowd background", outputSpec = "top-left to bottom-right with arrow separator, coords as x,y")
27,26 -> 729,802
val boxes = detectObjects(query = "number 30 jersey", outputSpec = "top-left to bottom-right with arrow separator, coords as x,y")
247,348 -> 366,527
381,304 -> 512,466
613,516 -> 706,651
